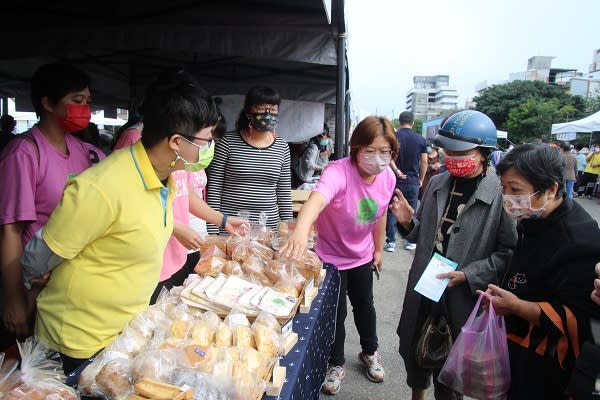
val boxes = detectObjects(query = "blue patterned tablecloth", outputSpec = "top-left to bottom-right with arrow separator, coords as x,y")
263,263 -> 340,400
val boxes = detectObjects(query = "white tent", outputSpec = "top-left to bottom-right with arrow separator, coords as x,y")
551,110 -> 600,134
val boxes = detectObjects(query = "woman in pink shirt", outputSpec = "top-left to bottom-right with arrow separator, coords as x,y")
281,116 -> 399,395
0,63 -> 104,346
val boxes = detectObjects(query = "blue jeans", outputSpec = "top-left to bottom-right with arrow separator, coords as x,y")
565,180 -> 575,199
386,183 -> 419,243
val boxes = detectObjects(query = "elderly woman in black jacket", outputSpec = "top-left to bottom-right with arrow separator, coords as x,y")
483,143 -> 600,400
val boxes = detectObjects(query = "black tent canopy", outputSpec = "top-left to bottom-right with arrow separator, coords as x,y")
0,0 -> 349,150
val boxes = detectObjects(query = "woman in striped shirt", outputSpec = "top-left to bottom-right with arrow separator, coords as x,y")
206,86 -> 292,233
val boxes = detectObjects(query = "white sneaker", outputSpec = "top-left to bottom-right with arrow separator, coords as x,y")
384,242 -> 396,252
404,242 -> 416,251
358,351 -> 385,382
321,365 -> 345,394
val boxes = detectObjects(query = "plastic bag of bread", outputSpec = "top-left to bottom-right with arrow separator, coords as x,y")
273,264 -> 305,298
190,320 -> 213,346
224,308 -> 255,349
264,260 -> 286,284
226,236 -> 245,260
231,363 -> 267,400
222,260 -> 244,277
199,235 -> 228,255
183,344 -> 215,373
214,322 -> 233,346
171,368 -> 231,400
132,377 -> 194,400
110,325 -> 149,357
2,338 -> 79,400
131,348 -> 183,382
201,243 -> 227,258
304,249 -> 322,281
241,256 -> 271,286
252,311 -> 281,334
237,346 -> 273,380
126,312 -> 157,340
251,312 -> 282,357
95,358 -> 132,400
141,305 -> 171,335
233,240 -> 274,264
194,255 -> 227,277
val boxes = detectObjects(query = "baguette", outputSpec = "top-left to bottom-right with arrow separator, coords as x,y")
134,377 -> 193,399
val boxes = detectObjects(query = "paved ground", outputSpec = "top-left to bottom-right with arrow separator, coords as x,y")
319,196 -> 600,400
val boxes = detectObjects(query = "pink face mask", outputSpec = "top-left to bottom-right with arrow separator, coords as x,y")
56,104 -> 91,133
444,155 -> 480,177
502,191 -> 549,220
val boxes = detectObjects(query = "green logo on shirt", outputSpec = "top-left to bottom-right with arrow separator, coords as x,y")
356,197 -> 378,225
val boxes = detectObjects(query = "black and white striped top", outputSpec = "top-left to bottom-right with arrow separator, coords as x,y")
205,131 -> 293,233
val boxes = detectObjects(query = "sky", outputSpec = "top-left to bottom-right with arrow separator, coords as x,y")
345,0 -> 600,119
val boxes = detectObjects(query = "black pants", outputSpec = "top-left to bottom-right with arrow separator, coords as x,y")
150,251 -> 200,305
329,260 -> 378,366
581,172 -> 599,196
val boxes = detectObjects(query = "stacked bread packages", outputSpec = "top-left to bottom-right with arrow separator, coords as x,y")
77,290 -> 282,400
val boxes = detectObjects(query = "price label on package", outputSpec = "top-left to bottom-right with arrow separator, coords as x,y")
282,318 -> 294,337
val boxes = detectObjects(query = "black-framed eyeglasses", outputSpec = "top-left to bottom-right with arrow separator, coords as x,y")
180,134 -> 214,147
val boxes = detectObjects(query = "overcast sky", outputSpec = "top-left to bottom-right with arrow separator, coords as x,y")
345,0 -> 600,119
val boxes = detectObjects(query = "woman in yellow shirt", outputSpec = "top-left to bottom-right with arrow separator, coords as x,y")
581,146 -> 600,199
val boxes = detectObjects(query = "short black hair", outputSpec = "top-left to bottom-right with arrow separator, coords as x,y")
31,63 -> 90,118
496,143 -> 565,198
0,114 -> 15,131
236,86 -> 281,130
398,111 -> 414,125
141,68 -> 219,148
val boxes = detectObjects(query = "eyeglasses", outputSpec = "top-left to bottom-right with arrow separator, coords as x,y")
180,134 -> 214,148
361,147 -> 392,159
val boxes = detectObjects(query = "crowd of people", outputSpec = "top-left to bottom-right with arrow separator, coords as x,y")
1,62 -> 600,400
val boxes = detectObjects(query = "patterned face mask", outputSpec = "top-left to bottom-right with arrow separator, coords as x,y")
444,154 -> 480,177
502,191 -> 549,220
249,111 -> 278,132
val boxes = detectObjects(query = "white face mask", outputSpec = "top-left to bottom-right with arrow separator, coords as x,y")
502,191 -> 549,220
358,153 -> 390,176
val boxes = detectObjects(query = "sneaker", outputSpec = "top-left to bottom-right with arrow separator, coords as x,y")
384,242 -> 396,252
358,351 -> 385,382
404,242 -> 416,251
321,365 -> 345,394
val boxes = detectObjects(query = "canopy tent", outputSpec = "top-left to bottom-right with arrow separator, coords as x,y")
551,110 -> 600,134
0,0 -> 349,149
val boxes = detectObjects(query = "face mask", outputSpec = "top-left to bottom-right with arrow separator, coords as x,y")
175,139 -> 215,172
249,112 -> 278,132
502,191 -> 549,220
444,154 -> 480,177
320,139 -> 329,147
57,104 -> 91,133
358,154 -> 390,176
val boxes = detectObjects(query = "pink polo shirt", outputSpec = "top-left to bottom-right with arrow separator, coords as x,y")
160,170 -> 194,281
0,126 -> 105,245
314,157 -> 395,270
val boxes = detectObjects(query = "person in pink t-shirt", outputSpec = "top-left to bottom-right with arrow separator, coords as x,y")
281,116 -> 399,395
0,63 -> 105,345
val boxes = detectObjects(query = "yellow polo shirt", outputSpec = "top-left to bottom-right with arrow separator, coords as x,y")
36,141 -> 175,358
584,152 -> 600,175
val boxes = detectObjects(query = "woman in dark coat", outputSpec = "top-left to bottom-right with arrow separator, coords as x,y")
390,110 -> 517,400
484,143 -> 600,400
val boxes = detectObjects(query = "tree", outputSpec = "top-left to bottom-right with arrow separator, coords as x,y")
584,87 -> 600,114
413,119 -> 423,135
504,98 -> 583,144
474,80 -> 571,129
